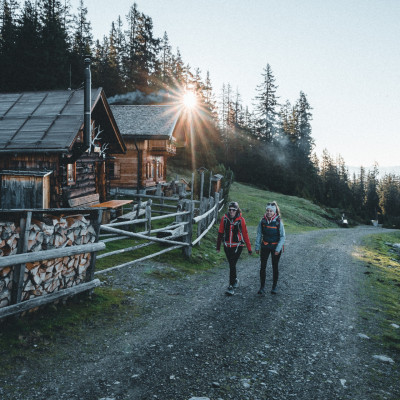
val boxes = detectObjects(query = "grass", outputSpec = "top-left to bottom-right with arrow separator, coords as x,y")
228,182 -> 339,233
355,231 -> 400,351
0,286 -> 139,371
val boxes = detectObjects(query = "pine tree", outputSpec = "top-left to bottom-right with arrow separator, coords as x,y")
37,0 -> 71,89
254,63 -> 279,142
365,163 -> 380,220
0,0 -> 19,91
69,0 -> 93,89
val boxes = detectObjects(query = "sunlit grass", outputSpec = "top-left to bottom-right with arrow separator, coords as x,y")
355,231 -> 400,351
229,182 -> 339,234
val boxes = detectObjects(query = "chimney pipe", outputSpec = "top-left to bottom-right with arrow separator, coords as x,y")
84,57 -> 91,149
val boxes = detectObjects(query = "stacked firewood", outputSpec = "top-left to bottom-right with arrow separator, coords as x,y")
0,222 -> 19,307
0,215 -> 97,307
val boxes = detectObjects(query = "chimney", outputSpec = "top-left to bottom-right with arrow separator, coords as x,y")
84,57 -> 91,149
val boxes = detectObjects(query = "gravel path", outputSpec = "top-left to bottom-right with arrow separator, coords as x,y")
1,226 -> 399,400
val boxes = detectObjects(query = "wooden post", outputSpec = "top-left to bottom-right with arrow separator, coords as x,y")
146,199 -> 152,235
208,170 -> 213,198
190,172 -> 194,201
156,183 -> 162,196
182,200 -> 193,257
86,209 -> 103,283
200,171 -> 204,202
214,192 -> 220,223
11,211 -> 32,304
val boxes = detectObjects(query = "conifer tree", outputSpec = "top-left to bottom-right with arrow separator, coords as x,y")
69,0 -> 93,89
37,0 -> 71,89
254,63 -> 279,142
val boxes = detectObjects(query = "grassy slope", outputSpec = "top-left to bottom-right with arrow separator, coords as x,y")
229,182 -> 339,233
355,232 -> 400,351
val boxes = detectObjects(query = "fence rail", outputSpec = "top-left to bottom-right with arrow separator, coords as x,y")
0,209 -> 104,319
97,190 -> 224,272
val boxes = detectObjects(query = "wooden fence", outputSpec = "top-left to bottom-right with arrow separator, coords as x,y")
95,190 -> 225,275
0,209 -> 105,319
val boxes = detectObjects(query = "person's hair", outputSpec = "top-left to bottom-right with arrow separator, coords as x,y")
228,201 -> 241,215
266,201 -> 281,217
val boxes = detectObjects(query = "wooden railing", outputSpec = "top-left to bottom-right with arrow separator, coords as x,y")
96,191 -> 225,274
0,209 -> 104,319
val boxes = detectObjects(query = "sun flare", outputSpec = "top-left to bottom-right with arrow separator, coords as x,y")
182,91 -> 197,109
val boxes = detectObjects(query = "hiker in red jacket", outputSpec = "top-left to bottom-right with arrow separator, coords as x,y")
216,201 -> 252,295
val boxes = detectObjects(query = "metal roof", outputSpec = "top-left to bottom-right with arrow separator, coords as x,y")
0,88 -> 102,152
110,105 -> 182,139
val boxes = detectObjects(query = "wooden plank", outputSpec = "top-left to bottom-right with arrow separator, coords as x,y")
11,211 -> 32,304
86,209 -> 103,283
95,246 -> 183,275
0,279 -> 101,320
90,199 -> 133,209
100,225 -> 189,246
0,242 -> 105,269
68,193 -> 100,207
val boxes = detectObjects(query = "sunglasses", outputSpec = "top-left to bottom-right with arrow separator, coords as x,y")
267,203 -> 276,206
229,208 -> 237,212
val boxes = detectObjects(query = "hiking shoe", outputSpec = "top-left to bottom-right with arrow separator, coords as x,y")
257,287 -> 266,296
225,285 -> 234,296
233,278 -> 239,289
271,285 -> 278,294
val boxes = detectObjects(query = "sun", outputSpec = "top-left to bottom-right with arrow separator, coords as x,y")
182,91 -> 197,109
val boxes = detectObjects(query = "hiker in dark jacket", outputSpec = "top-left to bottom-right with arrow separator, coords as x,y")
255,201 -> 285,295
216,201 -> 252,295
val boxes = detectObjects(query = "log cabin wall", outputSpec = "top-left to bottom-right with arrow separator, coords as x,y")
109,138 -> 167,190
61,153 -> 106,205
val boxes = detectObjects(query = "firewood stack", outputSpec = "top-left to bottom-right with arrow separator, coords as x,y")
0,215 -> 97,308
0,222 -> 20,307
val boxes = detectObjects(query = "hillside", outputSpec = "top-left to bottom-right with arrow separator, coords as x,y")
229,182 -> 340,233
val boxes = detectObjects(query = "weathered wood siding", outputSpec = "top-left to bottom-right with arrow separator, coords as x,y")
62,153 -> 106,204
0,154 -> 60,208
110,138 -> 167,189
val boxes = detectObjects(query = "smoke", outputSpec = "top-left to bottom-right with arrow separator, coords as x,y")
108,90 -> 170,105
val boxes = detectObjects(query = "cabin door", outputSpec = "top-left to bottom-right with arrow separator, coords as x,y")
95,161 -> 106,202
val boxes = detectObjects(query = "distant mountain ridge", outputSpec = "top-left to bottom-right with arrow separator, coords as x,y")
348,165 -> 400,177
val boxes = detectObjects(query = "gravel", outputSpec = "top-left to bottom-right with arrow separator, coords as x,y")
1,225 -> 399,400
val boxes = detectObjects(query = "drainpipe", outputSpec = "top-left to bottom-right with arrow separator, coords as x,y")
83,57 -> 91,149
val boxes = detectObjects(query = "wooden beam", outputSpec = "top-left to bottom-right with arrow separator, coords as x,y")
0,279 -> 101,320
11,211 -> 32,304
0,242 -> 105,269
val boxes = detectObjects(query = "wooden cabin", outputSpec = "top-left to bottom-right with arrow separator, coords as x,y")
109,105 -> 186,193
0,88 -> 126,209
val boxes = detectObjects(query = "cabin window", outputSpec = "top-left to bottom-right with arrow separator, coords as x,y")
67,163 -> 76,185
109,162 -> 120,179
158,163 -> 163,178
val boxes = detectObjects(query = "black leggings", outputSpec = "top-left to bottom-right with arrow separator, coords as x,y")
224,246 -> 243,286
260,247 -> 281,289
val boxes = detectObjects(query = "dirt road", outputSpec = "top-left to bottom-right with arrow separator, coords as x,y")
1,226 -> 399,400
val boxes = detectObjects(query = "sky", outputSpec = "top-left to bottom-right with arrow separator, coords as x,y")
71,0 -> 400,168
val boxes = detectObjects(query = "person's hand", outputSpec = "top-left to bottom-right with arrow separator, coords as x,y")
248,250 -> 252,255
216,249 -> 220,253
275,251 -> 279,255
255,250 -> 259,255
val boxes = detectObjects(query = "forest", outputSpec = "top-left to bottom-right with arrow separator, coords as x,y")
1,0 -> 400,227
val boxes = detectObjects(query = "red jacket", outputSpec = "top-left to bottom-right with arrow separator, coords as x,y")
216,212 -> 252,252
